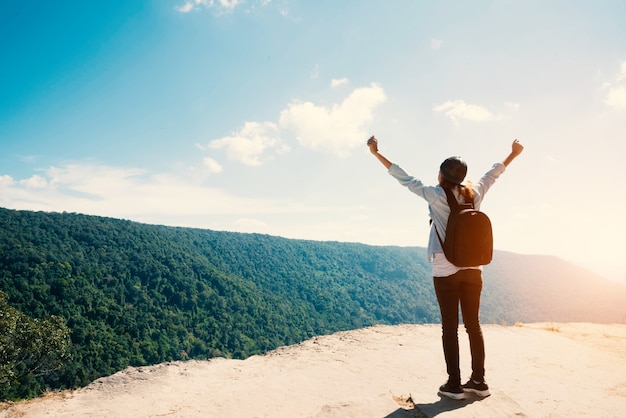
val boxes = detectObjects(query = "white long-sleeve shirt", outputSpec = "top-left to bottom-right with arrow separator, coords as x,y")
388,162 -> 506,277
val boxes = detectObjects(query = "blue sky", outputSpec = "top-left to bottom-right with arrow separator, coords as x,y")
1,1 -> 626,283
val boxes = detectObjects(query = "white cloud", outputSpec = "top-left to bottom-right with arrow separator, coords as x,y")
176,0 -> 203,13
205,83 -> 386,163
176,0 -> 241,14
45,164 -> 147,196
0,163 -> 363,233
1,164 -> 143,214
433,100 -> 495,125
0,175 -> 14,187
19,175 -> 48,189
279,83 -> 387,157
0,163 -> 272,218
331,78 -> 348,88
176,2 -> 195,13
604,60 -> 626,111
208,121 -> 288,166
202,157 -> 223,173
605,86 -> 626,110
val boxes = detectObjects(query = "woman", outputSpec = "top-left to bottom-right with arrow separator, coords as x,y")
367,136 -> 524,400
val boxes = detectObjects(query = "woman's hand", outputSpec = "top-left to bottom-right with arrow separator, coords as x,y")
367,135 -> 393,169
367,135 -> 379,154
503,139 -> 524,167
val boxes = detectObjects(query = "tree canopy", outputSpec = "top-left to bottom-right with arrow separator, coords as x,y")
2,207 -> 624,401
0,208 -> 436,400
0,291 -> 71,400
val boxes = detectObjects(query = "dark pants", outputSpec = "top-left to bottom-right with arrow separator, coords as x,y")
433,269 -> 485,385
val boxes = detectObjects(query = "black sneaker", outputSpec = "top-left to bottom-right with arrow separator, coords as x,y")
438,381 -> 466,400
462,379 -> 491,397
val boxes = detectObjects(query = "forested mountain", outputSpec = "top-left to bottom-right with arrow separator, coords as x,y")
1,207 -> 625,400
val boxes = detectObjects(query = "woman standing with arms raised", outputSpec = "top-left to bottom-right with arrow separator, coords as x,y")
367,136 -> 524,400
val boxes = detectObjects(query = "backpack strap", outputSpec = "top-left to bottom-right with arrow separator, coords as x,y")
442,186 -> 474,210
434,221 -> 445,249
433,186 -> 474,249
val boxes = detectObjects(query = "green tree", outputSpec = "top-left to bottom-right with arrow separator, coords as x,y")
0,291 -> 72,400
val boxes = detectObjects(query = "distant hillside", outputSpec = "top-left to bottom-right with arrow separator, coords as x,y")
1,207 -> 624,400
484,252 -> 626,323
